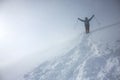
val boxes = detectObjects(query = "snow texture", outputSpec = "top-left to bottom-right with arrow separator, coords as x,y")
21,24 -> 120,80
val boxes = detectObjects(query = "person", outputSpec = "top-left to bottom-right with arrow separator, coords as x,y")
78,15 -> 95,33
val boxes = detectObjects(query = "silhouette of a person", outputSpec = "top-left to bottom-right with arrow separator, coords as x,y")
78,15 -> 95,33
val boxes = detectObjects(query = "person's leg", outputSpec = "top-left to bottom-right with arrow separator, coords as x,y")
86,26 -> 89,33
85,26 -> 87,33
88,26 -> 89,33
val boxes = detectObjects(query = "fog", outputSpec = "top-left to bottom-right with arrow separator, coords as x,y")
0,0 -> 79,67
0,0 -> 120,80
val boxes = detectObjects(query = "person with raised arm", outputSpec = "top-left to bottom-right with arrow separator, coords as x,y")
78,15 -> 95,33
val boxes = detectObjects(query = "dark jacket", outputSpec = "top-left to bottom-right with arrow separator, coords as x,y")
78,15 -> 94,27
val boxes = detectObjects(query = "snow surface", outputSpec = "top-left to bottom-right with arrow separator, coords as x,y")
20,23 -> 120,80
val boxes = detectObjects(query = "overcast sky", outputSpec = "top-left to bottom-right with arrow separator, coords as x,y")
0,0 -> 120,79
0,0 -> 80,67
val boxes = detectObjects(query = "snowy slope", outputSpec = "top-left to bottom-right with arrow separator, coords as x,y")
22,23 -> 120,80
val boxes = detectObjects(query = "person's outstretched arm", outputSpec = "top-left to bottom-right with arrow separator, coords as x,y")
89,15 -> 95,21
78,18 -> 85,22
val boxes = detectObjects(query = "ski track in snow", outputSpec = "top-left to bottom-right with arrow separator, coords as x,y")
22,27 -> 120,80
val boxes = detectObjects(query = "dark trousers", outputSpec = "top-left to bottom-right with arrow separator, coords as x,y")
85,26 -> 89,33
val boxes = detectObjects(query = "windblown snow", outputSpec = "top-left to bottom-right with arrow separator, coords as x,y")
22,24 -> 120,80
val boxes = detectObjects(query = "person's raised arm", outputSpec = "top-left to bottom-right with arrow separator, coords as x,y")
89,15 -> 95,21
78,18 -> 85,22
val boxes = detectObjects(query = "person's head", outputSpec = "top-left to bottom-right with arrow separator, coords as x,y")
85,17 -> 88,20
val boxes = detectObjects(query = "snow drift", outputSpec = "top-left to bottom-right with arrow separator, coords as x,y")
22,23 -> 120,80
